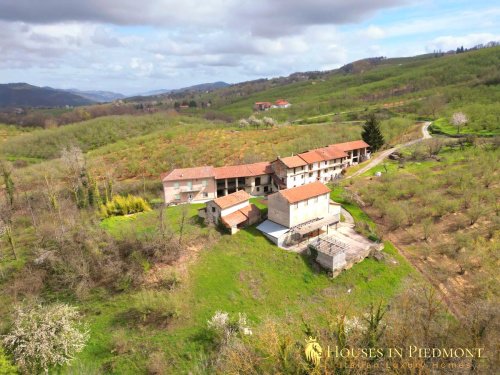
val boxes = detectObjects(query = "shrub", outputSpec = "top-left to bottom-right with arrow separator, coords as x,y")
0,346 -> 18,375
3,303 -> 88,374
99,194 -> 151,218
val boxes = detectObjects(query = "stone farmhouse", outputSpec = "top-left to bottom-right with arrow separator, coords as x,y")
198,190 -> 261,234
161,140 -> 370,204
257,182 -> 341,248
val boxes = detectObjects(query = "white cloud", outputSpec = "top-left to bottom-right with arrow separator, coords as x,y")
426,33 -> 500,52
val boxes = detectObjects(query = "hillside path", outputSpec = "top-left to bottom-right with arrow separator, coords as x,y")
347,121 -> 431,178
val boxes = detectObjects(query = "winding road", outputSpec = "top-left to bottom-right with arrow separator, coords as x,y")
348,121 -> 432,178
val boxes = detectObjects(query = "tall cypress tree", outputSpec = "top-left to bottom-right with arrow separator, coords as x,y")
361,113 -> 384,151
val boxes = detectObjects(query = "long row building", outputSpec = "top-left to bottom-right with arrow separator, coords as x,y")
161,140 -> 370,204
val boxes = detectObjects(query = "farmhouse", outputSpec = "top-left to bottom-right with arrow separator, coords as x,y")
254,99 -> 291,111
214,162 -> 272,197
257,182 -> 341,248
161,140 -> 371,204
253,102 -> 272,111
274,99 -> 291,108
271,145 -> 349,189
198,190 -> 261,234
334,140 -> 370,165
161,166 -> 216,204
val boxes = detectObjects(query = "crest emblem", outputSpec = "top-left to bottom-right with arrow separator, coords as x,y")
304,336 -> 322,367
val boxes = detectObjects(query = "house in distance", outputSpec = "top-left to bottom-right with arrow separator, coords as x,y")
253,99 -> 291,111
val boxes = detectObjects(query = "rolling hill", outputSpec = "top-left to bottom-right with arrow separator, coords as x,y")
0,83 -> 96,108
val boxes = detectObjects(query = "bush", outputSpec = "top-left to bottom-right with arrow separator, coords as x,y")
3,303 -> 88,374
0,346 -> 18,375
99,194 -> 151,218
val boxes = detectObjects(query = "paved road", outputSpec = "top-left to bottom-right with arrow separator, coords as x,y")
348,121 -> 431,178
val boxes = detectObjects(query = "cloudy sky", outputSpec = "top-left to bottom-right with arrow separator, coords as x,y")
0,0 -> 498,95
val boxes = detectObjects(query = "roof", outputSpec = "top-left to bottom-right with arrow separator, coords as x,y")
278,155 -> 307,168
256,220 -> 290,239
214,162 -> 272,179
221,204 -> 260,228
213,189 -> 251,209
275,99 -> 289,105
162,166 -> 214,182
278,181 -> 331,204
317,145 -> 348,159
332,140 -> 370,152
297,150 -> 325,164
221,210 -> 247,228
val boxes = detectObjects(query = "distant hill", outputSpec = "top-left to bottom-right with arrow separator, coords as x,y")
0,83 -> 95,108
130,81 -> 230,101
64,89 -> 125,103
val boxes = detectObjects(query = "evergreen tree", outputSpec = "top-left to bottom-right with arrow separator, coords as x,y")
361,113 -> 384,151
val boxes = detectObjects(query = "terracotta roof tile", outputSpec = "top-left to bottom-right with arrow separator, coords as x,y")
332,140 -> 370,152
317,145 -> 348,159
213,189 -> 251,209
214,162 -> 271,179
162,166 -> 214,181
297,150 -> 325,163
279,181 -> 330,204
221,204 -> 260,228
278,155 -> 307,168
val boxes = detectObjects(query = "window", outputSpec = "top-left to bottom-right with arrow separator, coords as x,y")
256,187 -> 260,192
309,164 -> 313,170
187,181 -> 192,190
309,172 -> 313,177
264,186 -> 269,193
293,176 -> 296,181
174,182 -> 179,188
202,179 -> 208,187
211,207 -> 216,213
255,177 -> 261,185
203,192 -> 208,198
174,194 -> 180,200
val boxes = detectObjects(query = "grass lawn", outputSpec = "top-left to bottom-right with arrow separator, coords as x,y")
430,117 -> 498,137
71,200 -> 419,373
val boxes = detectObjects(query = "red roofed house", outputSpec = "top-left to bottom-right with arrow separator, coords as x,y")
274,99 -> 291,108
161,140 -> 370,204
334,140 -> 371,165
257,182 -> 341,247
214,161 -> 272,197
161,166 -> 216,204
271,146 -> 348,190
253,102 -> 272,111
199,190 -> 261,234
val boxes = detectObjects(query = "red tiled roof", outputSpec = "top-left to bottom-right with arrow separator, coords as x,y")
297,150 -> 325,164
213,189 -> 251,209
332,140 -> 370,152
221,204 -> 260,228
279,181 -> 331,204
214,162 -> 271,179
275,99 -> 289,105
317,145 -> 348,159
278,155 -> 307,168
162,166 -> 214,182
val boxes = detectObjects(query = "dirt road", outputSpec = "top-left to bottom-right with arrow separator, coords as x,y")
348,121 -> 431,178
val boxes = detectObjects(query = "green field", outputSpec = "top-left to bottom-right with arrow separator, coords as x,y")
66,202 -> 417,373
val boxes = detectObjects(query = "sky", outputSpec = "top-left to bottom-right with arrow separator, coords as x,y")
0,0 -> 499,95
